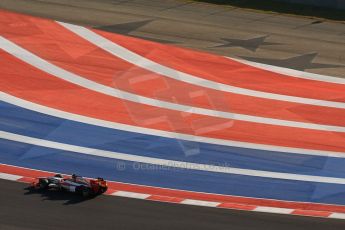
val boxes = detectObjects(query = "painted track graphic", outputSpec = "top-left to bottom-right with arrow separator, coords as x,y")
1,9 -> 345,219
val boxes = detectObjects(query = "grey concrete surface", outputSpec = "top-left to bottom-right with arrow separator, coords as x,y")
1,179 -> 344,230
0,0 -> 344,78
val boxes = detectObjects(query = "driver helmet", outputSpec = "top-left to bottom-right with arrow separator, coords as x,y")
72,174 -> 77,180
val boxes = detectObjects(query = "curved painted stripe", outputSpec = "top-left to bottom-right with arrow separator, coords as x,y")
58,22 -> 345,108
2,139 -> 345,206
1,37 -> 345,133
3,101 -> 345,178
2,130 -> 345,184
3,47 -> 345,152
2,92 -> 345,158
229,57 -> 345,85
3,20 -> 345,128
90,26 -> 345,103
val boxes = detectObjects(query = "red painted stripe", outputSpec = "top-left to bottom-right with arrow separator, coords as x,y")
0,164 -> 53,178
2,50 -> 345,152
93,28 -> 345,103
148,195 -> 184,203
17,177 -> 35,183
2,164 -> 345,214
292,209 -> 332,217
104,188 -> 117,195
0,14 -> 344,127
218,202 -> 256,211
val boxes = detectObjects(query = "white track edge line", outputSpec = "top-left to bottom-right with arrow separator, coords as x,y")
254,206 -> 293,214
229,57 -> 345,85
111,191 -> 151,199
0,172 -> 22,181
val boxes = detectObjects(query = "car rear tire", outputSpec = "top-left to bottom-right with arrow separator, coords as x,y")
99,186 -> 107,194
38,179 -> 49,190
81,186 -> 92,198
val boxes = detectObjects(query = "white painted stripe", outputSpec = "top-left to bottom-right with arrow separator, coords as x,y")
254,206 -> 293,214
328,213 -> 345,219
2,92 -> 345,159
181,199 -> 221,207
2,131 -> 345,184
229,57 -> 345,85
1,37 -> 343,133
0,172 -> 22,181
111,191 -> 151,199
58,22 -> 345,109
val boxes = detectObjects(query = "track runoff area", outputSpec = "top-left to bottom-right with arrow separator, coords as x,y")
1,9 -> 345,220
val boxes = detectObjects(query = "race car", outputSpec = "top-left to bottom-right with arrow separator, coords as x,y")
31,174 -> 108,197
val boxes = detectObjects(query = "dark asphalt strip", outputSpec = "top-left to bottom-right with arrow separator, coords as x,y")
0,179 -> 344,230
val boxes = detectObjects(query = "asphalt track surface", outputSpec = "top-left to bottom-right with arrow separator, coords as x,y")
0,0 -> 345,229
1,179 -> 345,230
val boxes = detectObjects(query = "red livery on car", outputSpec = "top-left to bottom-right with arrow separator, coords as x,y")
31,174 -> 108,197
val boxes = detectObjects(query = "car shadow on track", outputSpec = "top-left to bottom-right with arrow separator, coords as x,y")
23,186 -> 96,205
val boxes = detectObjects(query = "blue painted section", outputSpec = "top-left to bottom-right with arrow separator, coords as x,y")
1,138 -> 345,205
1,101 -> 345,179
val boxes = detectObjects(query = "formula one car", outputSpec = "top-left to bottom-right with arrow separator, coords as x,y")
31,174 -> 108,197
